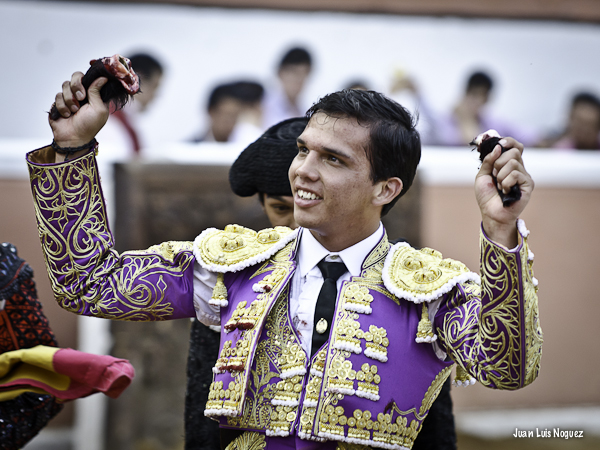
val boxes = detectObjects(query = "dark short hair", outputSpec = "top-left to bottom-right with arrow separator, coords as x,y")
306,89 -> 421,216
571,91 -> 600,128
128,53 -> 163,80
207,81 -> 266,111
279,47 -> 312,69
231,81 -> 265,105
571,91 -> 600,110
206,83 -> 238,111
466,71 -> 493,93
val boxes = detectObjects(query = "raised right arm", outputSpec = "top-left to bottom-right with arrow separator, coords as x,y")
27,148 -> 198,321
27,71 -> 198,321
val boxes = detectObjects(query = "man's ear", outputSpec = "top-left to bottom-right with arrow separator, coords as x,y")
372,177 -> 403,208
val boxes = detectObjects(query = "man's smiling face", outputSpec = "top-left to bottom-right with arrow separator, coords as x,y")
288,112 -> 386,251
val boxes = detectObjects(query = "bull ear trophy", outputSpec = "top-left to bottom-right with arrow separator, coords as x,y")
470,129 -> 521,207
48,54 -> 140,121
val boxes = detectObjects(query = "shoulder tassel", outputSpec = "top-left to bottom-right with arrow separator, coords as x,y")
209,273 -> 228,307
415,303 -> 437,343
453,364 -> 476,387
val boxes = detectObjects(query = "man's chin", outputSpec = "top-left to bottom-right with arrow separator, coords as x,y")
293,212 -> 320,231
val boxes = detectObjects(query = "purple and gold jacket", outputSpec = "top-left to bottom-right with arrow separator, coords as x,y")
27,148 -> 542,450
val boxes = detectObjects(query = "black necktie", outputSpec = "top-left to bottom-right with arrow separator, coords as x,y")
311,259 -> 347,357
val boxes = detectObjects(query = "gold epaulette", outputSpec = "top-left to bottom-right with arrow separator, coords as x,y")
382,242 -> 480,304
193,224 -> 298,273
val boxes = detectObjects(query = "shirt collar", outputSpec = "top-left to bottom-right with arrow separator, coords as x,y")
297,223 -> 384,278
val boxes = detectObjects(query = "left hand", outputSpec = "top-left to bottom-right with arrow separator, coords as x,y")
475,137 -> 534,248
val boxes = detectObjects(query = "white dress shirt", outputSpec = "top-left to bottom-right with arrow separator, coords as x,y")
192,223 -> 385,356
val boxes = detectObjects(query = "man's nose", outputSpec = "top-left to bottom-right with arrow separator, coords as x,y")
295,152 -> 319,180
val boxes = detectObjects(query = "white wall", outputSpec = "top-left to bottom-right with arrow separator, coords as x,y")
2,1 -> 600,148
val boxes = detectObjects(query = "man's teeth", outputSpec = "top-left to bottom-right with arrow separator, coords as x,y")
298,189 -> 321,200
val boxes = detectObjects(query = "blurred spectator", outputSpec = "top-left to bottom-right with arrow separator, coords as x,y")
262,46 -> 313,128
439,71 -> 493,146
229,81 -> 266,146
436,70 -> 537,146
191,83 -> 244,143
388,69 -> 438,145
540,92 -> 600,150
98,52 -> 164,156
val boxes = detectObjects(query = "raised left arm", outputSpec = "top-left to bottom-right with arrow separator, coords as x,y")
432,136 -> 541,389
434,223 -> 542,390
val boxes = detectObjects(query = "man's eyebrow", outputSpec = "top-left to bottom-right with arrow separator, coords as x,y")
296,137 -> 352,160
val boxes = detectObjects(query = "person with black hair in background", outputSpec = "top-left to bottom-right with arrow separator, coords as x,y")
191,83 -> 244,143
229,81 -> 266,146
437,71 -> 537,146
539,91 -> 600,150
262,47 -> 313,129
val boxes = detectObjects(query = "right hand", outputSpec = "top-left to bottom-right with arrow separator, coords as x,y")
49,72 -> 110,154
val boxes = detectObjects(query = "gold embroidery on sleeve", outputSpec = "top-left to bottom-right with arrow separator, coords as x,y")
438,232 -> 542,390
141,241 -> 194,262
29,154 -> 195,321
